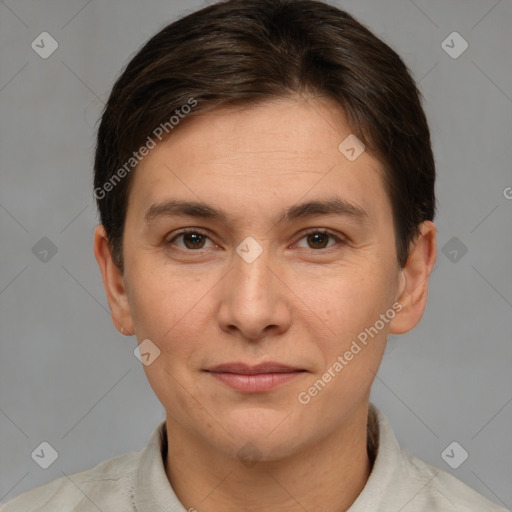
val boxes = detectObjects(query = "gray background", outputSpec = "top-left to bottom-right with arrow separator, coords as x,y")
1,0 -> 511,508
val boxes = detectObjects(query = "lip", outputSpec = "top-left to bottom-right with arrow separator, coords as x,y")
205,362 -> 306,393
207,362 -> 303,374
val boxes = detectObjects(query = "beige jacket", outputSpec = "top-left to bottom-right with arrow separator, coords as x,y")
1,403 -> 507,511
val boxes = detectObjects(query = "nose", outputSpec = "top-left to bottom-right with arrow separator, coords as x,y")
217,242 -> 291,342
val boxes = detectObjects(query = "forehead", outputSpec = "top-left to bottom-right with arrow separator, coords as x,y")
128,97 -> 391,227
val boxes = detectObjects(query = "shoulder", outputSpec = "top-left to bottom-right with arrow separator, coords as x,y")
400,449 -> 508,511
0,450 -> 141,512
365,404 -> 508,512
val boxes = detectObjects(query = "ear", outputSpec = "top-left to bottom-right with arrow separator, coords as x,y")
93,224 -> 135,336
389,220 -> 437,335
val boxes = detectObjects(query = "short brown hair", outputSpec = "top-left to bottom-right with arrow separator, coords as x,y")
94,0 -> 436,272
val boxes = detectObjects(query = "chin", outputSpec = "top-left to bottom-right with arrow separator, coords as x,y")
212,409 -> 307,459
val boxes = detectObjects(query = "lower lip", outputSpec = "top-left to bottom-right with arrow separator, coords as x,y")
208,371 -> 304,392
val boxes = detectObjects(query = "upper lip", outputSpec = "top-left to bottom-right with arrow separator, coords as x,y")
206,362 -> 304,374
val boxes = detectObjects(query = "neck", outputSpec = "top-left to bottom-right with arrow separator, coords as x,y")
164,401 -> 373,512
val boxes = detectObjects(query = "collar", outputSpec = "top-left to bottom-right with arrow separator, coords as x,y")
134,402 -> 400,511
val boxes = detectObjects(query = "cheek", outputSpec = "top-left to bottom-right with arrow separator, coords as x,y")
127,261 -> 206,339
131,271 -> 209,412
302,269 -> 397,389
127,269 -> 217,408
299,266 -> 392,335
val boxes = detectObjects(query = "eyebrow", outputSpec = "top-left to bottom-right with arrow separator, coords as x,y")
144,196 -> 369,226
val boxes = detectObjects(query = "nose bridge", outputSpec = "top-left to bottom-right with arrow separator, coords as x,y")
217,235 -> 288,340
232,236 -> 274,303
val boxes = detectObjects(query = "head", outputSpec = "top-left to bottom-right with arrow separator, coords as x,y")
93,0 -> 436,461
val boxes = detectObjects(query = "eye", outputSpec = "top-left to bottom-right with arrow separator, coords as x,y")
166,229 -> 217,250
166,228 -> 346,252
294,229 -> 345,250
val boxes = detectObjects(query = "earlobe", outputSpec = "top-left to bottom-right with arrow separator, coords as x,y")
120,325 -> 135,336
93,224 -> 135,336
389,221 -> 437,335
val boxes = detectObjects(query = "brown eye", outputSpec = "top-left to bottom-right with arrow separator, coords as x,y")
306,232 -> 330,249
167,230 -> 215,250
181,232 -> 207,249
295,230 -> 344,250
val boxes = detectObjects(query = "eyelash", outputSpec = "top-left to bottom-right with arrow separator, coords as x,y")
165,228 -> 347,252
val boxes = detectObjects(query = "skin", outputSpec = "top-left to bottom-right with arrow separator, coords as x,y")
94,96 -> 436,512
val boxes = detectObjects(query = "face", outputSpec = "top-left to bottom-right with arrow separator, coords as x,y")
95,96 -> 434,461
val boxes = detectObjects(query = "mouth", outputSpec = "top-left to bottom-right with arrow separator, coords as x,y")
207,362 -> 304,374
205,362 -> 306,392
